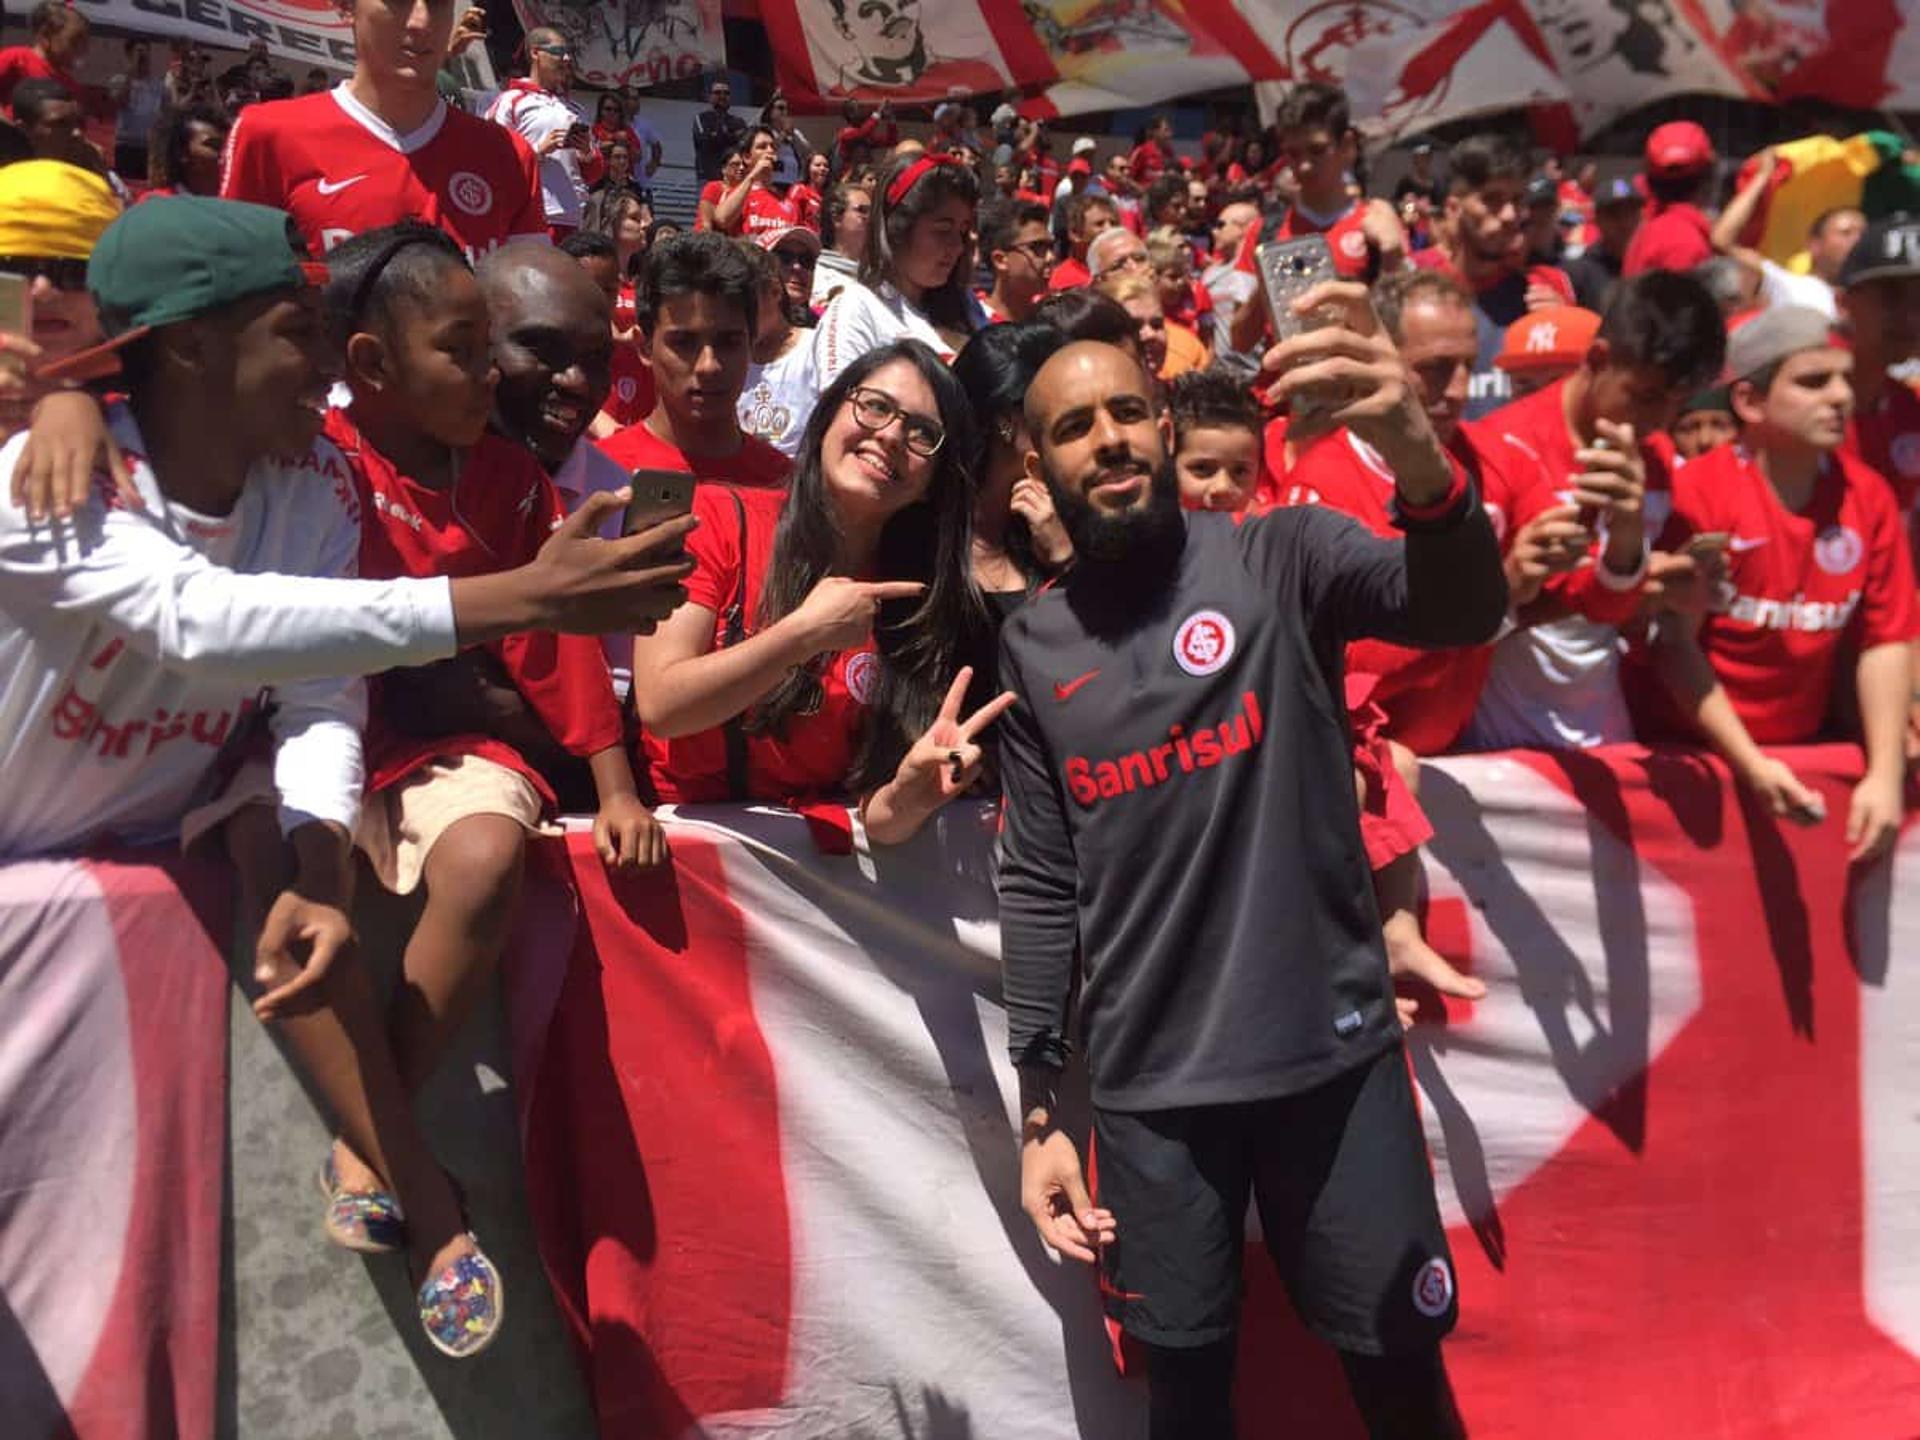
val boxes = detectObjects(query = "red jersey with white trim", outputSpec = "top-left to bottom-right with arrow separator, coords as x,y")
601,419 -> 792,491
220,85 -> 545,259
1482,376 -> 1668,624
1268,419 -> 1533,753
640,483 -> 874,804
604,346 -> 655,429
1659,443 -> 1920,744
324,409 -> 621,797
1270,198 -> 1374,280
1847,379 -> 1920,512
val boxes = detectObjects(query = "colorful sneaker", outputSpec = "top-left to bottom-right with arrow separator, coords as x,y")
316,1150 -> 407,1254
417,1239 -> 506,1359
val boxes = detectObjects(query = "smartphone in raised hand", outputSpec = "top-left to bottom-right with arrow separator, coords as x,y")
622,469 -> 696,559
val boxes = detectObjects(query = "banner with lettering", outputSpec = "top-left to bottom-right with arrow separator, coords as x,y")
510,0 -> 725,93
72,0 -> 358,70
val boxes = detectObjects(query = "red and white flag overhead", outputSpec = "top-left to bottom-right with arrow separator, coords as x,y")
761,0 -> 1054,108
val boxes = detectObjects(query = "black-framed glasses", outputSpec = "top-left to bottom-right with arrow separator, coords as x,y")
0,256 -> 88,291
846,386 -> 944,457
1009,239 -> 1054,262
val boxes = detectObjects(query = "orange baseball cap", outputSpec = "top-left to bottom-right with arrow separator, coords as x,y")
1494,305 -> 1601,374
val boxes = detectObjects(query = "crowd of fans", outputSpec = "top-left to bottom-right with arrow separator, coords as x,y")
2,0 -> 1918,1397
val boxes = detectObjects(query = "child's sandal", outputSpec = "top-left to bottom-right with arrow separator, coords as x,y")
316,1149 -> 407,1254
416,1238 -> 506,1359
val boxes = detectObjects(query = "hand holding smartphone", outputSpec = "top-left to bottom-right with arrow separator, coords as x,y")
622,469 -> 696,560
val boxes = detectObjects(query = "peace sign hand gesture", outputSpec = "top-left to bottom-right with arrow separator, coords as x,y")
863,667 -> 1018,845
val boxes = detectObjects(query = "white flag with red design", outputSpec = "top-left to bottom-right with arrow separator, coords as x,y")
517,747 -> 1920,1438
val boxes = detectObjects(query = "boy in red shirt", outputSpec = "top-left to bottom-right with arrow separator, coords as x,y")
602,233 -> 792,489
1837,214 -> 1920,511
1270,82 -> 1406,282
1048,191 -> 1115,293
1650,306 -> 1915,863
1623,123 -> 1716,278
0,2 -> 90,114
220,0 -> 544,259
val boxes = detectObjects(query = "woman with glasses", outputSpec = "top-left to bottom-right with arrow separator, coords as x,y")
629,340 -> 1012,842
814,153 -> 979,385
758,88 -> 814,188
0,161 -> 117,462
481,27 -> 601,242
738,232 -> 821,457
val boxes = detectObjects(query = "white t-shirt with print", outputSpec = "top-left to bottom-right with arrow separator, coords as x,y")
813,279 -> 956,387
738,334 -> 821,458
0,407 -> 459,858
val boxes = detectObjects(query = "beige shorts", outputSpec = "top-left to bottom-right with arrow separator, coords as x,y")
178,758 -> 278,856
355,754 -> 544,896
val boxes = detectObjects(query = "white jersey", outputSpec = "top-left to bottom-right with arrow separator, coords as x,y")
0,408 -> 459,859
813,279 -> 955,388
1463,615 -> 1635,751
484,81 -> 590,227
739,334 -> 821,458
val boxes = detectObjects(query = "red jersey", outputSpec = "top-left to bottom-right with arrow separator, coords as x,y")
601,418 -> 792,490
640,484 -> 874,803
1271,199 -> 1373,280
1623,201 -> 1713,277
1483,376 -> 1670,624
604,347 -> 655,429
695,179 -> 724,230
0,46 -> 71,111
323,409 -> 622,800
1658,443 -> 1920,743
790,183 -> 823,233
1048,256 -> 1092,291
1267,420 -> 1531,754
1847,379 -> 1920,512
220,85 -> 545,259
741,185 -> 800,237
1127,140 -> 1171,186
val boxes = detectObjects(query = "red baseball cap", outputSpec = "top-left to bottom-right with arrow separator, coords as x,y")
1644,121 -> 1714,179
1067,157 -> 1091,177
1494,305 -> 1601,374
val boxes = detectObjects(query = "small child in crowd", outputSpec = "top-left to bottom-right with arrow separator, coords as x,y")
1167,367 -> 1264,513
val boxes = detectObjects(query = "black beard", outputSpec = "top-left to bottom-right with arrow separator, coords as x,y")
1045,455 -> 1186,572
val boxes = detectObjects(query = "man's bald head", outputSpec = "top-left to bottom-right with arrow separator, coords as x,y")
1023,340 -> 1178,562
479,240 -> 607,314
480,243 -> 616,468
1024,339 -> 1156,440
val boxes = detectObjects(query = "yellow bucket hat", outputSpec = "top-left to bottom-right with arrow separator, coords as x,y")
0,160 -> 122,260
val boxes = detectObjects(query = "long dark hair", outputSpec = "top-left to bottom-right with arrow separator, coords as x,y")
949,321 -> 1064,585
863,154 -> 980,336
149,102 -> 228,191
748,340 -> 984,792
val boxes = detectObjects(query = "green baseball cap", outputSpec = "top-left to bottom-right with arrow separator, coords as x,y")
43,196 -> 328,381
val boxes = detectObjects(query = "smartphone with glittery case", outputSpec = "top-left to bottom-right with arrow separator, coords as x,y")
1257,235 -> 1343,417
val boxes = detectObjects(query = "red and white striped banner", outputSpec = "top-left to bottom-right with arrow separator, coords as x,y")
518,746 -> 1920,1438
0,859 -> 230,1440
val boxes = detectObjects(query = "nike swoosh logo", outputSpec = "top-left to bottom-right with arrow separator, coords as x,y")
1728,535 -> 1769,552
315,175 -> 367,195
1053,669 -> 1101,702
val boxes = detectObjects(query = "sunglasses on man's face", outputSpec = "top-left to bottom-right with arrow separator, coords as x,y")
773,247 -> 816,270
533,44 -> 574,60
0,257 -> 89,292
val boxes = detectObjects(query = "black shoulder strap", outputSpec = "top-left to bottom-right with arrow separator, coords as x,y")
719,488 -> 751,802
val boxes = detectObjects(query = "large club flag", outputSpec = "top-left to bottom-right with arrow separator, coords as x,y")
517,747 -> 1920,1439
1015,0 -> 1282,120
0,858 -> 230,1440
761,0 -> 1055,108
510,0 -> 726,91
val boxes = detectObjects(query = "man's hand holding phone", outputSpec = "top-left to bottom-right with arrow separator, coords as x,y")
1259,278 -> 1453,508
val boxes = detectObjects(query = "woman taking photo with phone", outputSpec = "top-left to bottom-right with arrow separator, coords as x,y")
629,339 -> 1012,842
814,153 -> 979,383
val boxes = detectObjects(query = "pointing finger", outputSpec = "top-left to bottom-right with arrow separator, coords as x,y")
860,580 -> 928,601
